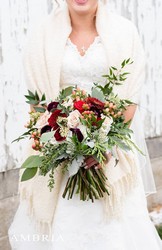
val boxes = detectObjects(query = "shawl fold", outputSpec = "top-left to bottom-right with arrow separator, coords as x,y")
20,1 -> 146,236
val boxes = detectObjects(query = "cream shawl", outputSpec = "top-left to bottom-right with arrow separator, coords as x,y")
20,1 -> 146,236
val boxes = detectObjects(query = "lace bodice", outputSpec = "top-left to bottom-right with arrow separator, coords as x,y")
60,36 -> 109,92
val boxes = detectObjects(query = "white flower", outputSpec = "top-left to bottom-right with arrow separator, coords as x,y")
67,110 -> 81,128
101,115 -> 113,134
77,124 -> 87,138
35,111 -> 50,129
62,98 -> 73,108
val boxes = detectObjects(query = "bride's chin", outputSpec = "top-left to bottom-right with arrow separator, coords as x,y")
71,0 -> 92,12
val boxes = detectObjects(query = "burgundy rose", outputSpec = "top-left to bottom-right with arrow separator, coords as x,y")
48,109 -> 66,130
47,102 -> 59,112
48,109 -> 61,130
54,128 -> 66,141
86,97 -> 104,110
86,97 -> 105,117
70,128 -> 84,142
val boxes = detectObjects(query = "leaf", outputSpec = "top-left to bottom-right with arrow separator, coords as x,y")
35,91 -> 40,101
40,131 -> 55,143
41,93 -> 46,101
121,59 -> 126,68
109,68 -> 113,76
126,58 -> 130,64
111,66 -> 117,71
64,86 -> 73,97
24,95 -> 35,101
26,100 -> 39,105
27,90 -> 35,98
91,87 -> 105,102
21,168 -> 38,181
12,128 -> 36,143
34,107 -> 46,113
21,155 -> 43,169
124,99 -> 134,105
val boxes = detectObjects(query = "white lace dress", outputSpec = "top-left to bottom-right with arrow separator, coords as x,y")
8,36 -> 162,250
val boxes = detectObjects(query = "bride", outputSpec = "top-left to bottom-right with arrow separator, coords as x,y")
8,0 -> 162,249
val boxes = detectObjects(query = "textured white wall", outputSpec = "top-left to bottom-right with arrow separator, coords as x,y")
0,0 -> 53,171
0,0 -> 162,171
107,0 -> 162,138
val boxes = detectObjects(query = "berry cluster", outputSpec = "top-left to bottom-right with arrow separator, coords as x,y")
104,101 -> 122,118
72,87 -> 87,101
31,131 -> 42,151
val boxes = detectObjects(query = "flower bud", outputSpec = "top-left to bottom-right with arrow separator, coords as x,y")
109,103 -> 114,108
32,143 -> 36,149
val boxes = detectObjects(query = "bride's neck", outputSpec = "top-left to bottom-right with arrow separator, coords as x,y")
69,11 -> 97,34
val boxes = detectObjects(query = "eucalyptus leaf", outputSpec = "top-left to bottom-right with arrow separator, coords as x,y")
21,155 -> 43,169
91,87 -> 105,102
34,107 -> 46,113
64,86 -> 73,97
21,168 -> 38,181
40,131 -> 55,143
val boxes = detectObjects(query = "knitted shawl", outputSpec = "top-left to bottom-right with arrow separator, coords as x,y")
20,1 -> 146,236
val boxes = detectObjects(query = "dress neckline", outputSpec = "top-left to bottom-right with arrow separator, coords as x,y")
67,36 -> 101,58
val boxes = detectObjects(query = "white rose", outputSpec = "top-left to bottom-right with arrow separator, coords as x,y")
101,115 -> 113,134
67,110 -> 81,128
35,111 -> 50,129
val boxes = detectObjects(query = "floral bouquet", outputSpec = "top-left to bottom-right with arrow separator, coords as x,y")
13,59 -> 143,202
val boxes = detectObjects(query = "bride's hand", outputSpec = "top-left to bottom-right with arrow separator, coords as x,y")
104,152 -> 112,164
84,156 -> 101,169
84,153 -> 112,169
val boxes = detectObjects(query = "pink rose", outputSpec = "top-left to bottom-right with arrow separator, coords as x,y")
35,111 -> 50,129
67,110 -> 81,128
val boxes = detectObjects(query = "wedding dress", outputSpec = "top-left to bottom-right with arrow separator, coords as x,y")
8,35 -> 162,250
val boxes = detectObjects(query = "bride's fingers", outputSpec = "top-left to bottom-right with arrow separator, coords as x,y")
84,157 -> 97,168
84,157 -> 103,169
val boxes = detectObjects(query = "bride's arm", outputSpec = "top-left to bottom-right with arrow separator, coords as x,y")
123,104 -> 137,124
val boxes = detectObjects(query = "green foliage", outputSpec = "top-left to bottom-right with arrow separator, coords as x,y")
58,86 -> 74,101
21,155 -> 43,169
40,131 -> 55,143
91,87 -> 105,102
95,58 -> 133,97
156,224 -> 162,239
21,168 -> 38,181
25,90 -> 45,105
25,90 -> 47,112
12,128 -> 36,143
39,143 -> 68,176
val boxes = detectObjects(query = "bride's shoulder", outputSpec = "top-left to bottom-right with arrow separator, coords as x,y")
107,11 -> 138,34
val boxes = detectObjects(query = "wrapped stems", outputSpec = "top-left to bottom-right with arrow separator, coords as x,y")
62,167 -> 110,202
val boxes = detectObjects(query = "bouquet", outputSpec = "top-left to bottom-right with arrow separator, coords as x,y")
13,58 -> 143,202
